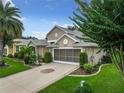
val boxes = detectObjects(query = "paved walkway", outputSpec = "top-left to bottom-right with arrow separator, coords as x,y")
0,63 -> 78,93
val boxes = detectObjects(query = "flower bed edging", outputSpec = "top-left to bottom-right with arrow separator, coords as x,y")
68,64 -> 110,77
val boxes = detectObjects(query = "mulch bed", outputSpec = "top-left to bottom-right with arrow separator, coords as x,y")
70,65 -> 100,75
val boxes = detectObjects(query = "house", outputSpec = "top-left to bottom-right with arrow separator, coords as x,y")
46,25 -> 104,65
4,39 -> 48,56
4,25 -> 104,65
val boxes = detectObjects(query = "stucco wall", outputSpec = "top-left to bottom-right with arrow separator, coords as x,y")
57,35 -> 75,47
37,46 -> 48,57
84,47 -> 104,65
47,27 -> 65,41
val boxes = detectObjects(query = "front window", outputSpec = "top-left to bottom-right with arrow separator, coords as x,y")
50,42 -> 54,44
16,46 -> 19,52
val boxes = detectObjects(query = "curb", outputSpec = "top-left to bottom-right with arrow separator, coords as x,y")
68,64 -> 110,77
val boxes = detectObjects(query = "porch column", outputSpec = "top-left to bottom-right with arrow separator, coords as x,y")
35,46 -> 38,56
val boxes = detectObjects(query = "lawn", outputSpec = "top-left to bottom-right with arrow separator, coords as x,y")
0,57 -> 31,78
38,64 -> 124,93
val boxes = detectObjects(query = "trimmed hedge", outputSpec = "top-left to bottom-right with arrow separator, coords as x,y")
83,64 -> 93,73
80,52 -> 88,68
44,52 -> 53,63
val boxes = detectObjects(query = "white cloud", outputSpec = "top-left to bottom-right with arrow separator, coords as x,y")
52,21 -> 58,25
51,21 -> 73,28
28,22 -> 73,39
61,24 -> 73,28
30,31 -> 48,39
23,18 -> 73,39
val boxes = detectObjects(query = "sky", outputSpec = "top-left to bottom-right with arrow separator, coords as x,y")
5,0 -> 89,39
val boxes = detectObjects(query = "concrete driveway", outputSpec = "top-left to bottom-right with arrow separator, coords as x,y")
0,63 -> 78,93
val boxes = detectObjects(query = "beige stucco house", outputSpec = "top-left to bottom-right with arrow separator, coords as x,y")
5,25 -> 104,65
46,25 -> 104,65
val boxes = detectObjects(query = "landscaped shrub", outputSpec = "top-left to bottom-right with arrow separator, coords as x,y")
18,53 -> 24,59
44,52 -> 53,63
29,54 -> 37,64
42,57 -> 45,62
80,52 -> 88,68
37,55 -> 42,64
14,53 -> 18,58
83,64 -> 93,73
24,55 -> 29,64
7,54 -> 13,58
75,82 -> 92,93
18,46 -> 37,64
101,55 -> 112,64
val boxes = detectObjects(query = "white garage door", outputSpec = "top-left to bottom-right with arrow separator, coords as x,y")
54,49 -> 81,63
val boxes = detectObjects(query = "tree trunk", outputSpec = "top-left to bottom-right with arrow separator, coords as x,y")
0,39 -> 3,61
110,46 -> 124,80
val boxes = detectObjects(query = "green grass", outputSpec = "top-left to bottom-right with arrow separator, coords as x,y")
38,64 -> 124,93
0,57 -> 31,78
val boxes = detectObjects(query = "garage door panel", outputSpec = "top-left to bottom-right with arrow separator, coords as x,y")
59,49 -> 64,54
74,49 -> 80,56
54,55 -> 59,60
54,49 -> 59,55
66,57 -> 73,62
60,56 -> 66,61
54,49 -> 81,63
66,49 -> 73,56
73,57 -> 80,62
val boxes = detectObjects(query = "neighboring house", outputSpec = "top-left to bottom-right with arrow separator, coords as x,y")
4,39 -> 48,56
4,25 -> 104,65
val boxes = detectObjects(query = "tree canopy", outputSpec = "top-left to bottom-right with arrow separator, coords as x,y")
72,0 -> 124,79
0,1 -> 24,60
0,1 -> 24,39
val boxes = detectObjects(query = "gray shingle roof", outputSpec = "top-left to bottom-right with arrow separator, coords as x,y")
56,25 -> 98,47
14,39 -> 48,46
73,42 -> 98,47
47,43 -> 59,48
30,39 -> 47,46
56,25 -> 84,38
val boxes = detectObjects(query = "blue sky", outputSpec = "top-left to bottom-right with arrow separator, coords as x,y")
9,0 -> 89,39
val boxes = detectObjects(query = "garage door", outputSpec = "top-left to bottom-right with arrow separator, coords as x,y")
54,49 -> 81,63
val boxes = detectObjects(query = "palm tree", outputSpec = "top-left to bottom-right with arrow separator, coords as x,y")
0,1 -> 24,61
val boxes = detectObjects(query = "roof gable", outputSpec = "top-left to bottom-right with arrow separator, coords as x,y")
28,41 -> 36,47
56,34 -> 79,43
46,25 -> 66,37
46,25 -> 84,39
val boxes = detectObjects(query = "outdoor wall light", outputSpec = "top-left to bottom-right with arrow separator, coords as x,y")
80,80 -> 85,87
